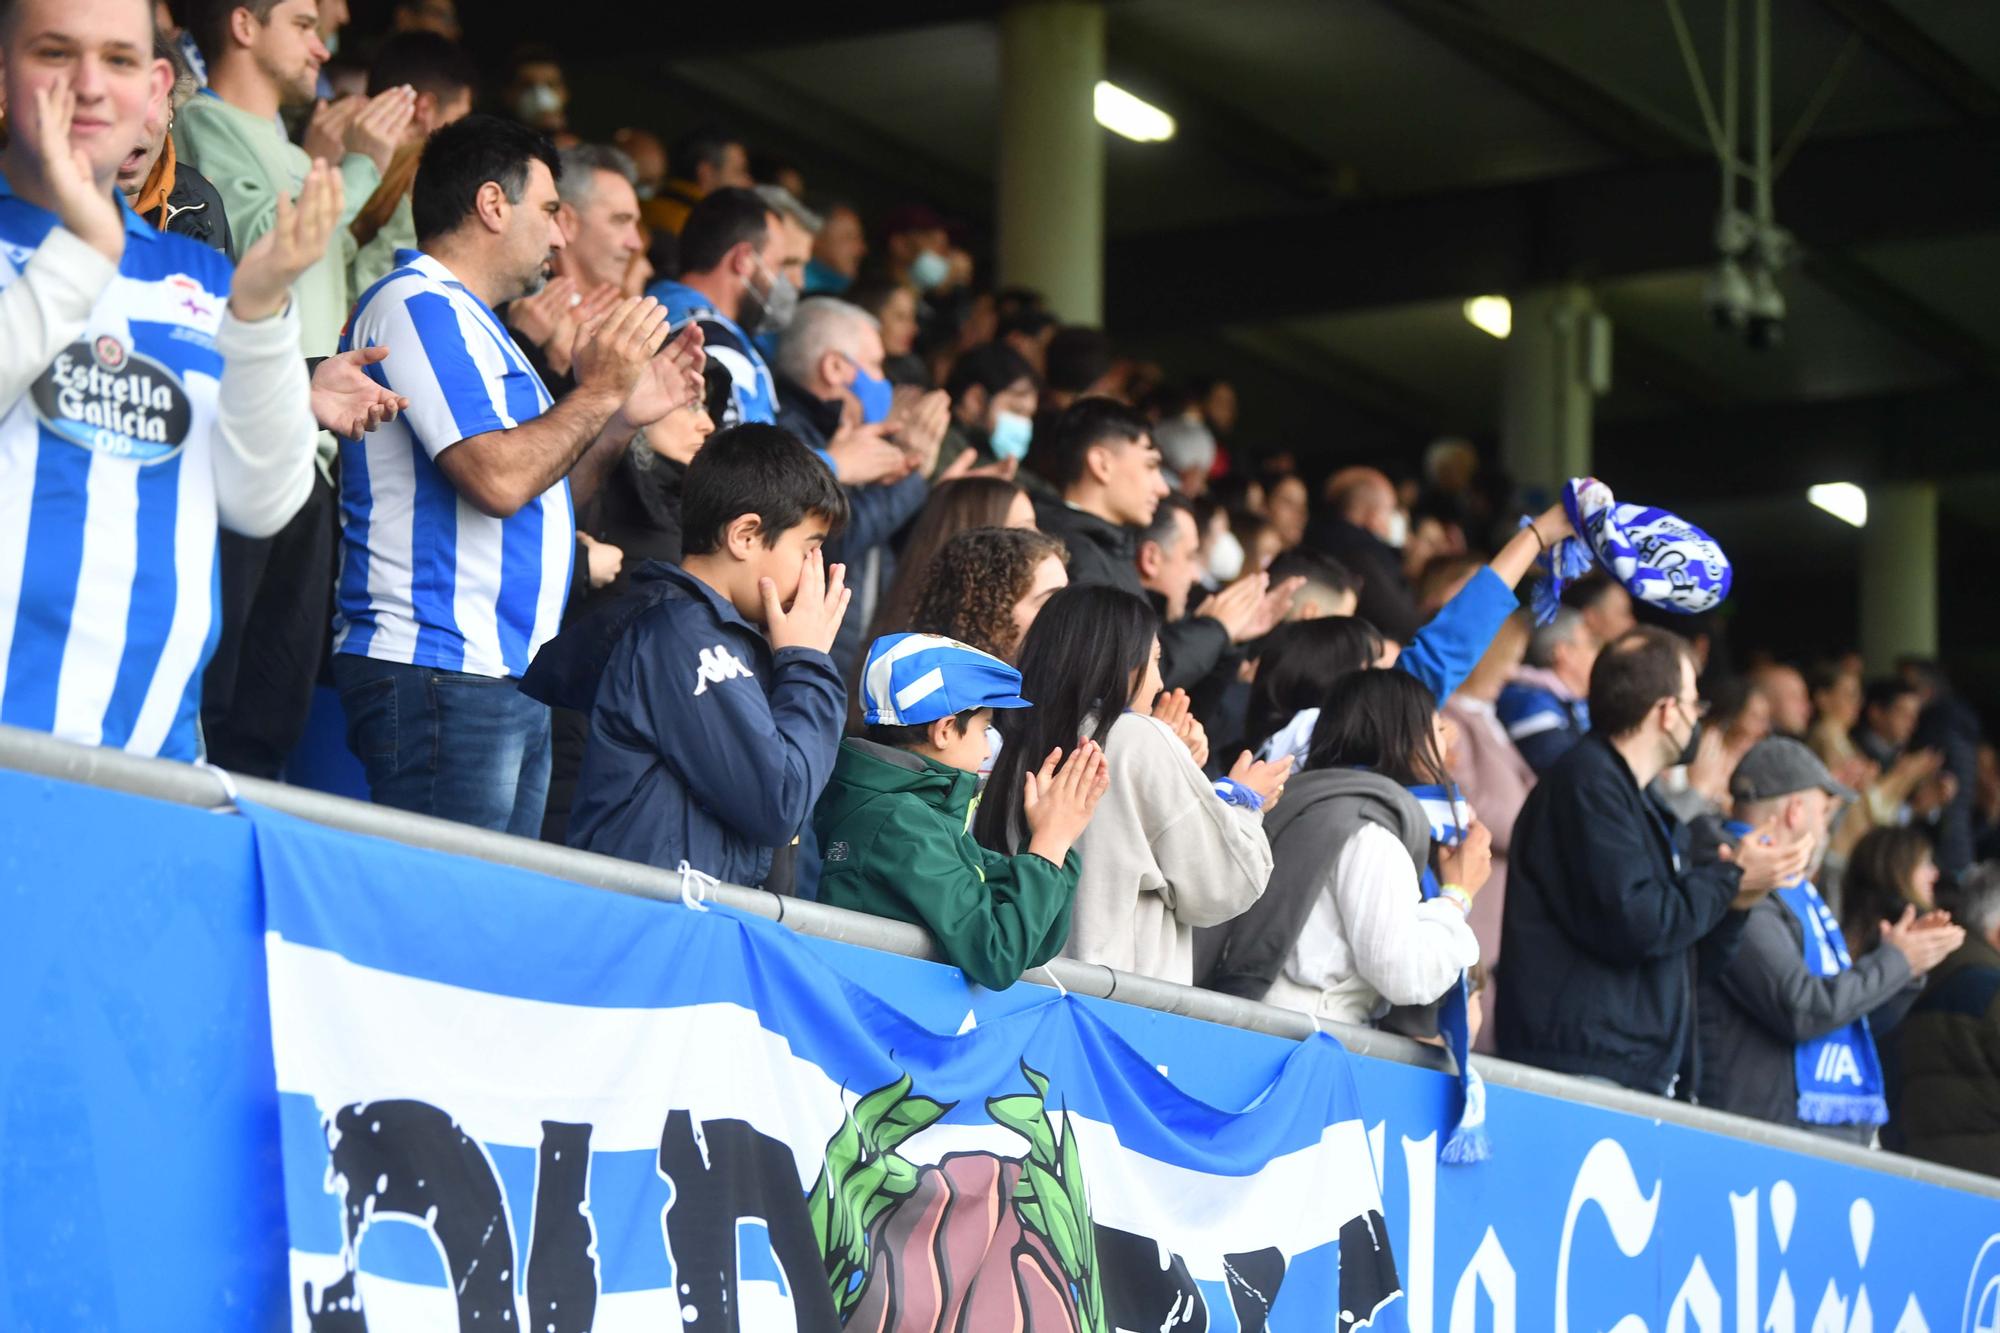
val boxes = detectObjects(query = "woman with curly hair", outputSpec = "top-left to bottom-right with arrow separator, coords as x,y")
868,477 -> 1036,646
909,527 -> 1069,663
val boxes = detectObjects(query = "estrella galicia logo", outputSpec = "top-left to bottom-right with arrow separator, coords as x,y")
30,337 -> 193,464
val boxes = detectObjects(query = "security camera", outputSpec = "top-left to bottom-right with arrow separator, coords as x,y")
1706,257 -> 1752,330
1744,265 -> 1786,349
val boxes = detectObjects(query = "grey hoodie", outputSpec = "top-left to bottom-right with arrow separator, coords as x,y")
1195,768 -> 1429,1001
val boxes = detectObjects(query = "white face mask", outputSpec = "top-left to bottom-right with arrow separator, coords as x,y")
1206,530 -> 1245,584
1382,509 -> 1410,549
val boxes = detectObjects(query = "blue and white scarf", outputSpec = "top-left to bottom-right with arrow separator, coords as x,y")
1774,881 -> 1889,1126
1406,782 -> 1489,1163
1527,477 -> 1734,625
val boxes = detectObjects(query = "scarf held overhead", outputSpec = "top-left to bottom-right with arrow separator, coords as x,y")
1527,477 -> 1733,624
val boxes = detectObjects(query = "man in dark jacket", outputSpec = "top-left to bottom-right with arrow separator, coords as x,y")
1692,738 -> 1956,1141
1032,399 -> 1287,693
1304,466 -> 1424,645
1890,863 -> 2000,1175
773,296 -> 946,679
1497,628 -> 1810,1096
522,425 -> 850,892
1903,658 -> 1983,890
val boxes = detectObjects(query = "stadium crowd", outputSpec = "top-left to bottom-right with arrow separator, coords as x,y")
2,0 -> 1995,1177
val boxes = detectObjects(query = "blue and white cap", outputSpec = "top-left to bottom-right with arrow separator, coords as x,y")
861,633 -> 1033,726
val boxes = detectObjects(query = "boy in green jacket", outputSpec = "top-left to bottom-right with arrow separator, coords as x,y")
815,634 -> 1108,989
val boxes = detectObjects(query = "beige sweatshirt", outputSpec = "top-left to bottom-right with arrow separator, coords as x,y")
1063,712 -> 1274,986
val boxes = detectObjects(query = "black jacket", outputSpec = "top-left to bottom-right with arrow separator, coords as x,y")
1914,694 -> 1982,882
1889,935 -> 2000,1175
1304,515 -> 1423,645
143,161 -> 232,254
1495,734 -> 1748,1095
1032,495 -> 1231,692
588,451 -> 686,592
774,376 -> 929,680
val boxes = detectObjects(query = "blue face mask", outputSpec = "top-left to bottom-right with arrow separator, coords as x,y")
909,248 -> 951,292
803,258 -> 851,295
989,409 -> 1033,461
846,357 -> 894,425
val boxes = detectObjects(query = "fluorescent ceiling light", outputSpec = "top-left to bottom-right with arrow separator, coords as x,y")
1094,81 -> 1176,143
1463,295 -> 1512,339
1808,482 -> 1868,528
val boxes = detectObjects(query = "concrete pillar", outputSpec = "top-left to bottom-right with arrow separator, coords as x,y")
997,0 -> 1105,323
1500,285 -> 1606,503
1861,481 -> 1938,673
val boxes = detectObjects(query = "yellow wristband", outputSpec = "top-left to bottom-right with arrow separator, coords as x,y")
1438,883 -> 1473,914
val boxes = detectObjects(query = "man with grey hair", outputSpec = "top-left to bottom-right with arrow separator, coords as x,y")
1891,860 -> 2000,1173
555,143 -> 644,294
753,183 -> 819,321
774,295 -> 952,678
1497,607 -> 1596,773
1696,739 -> 1961,1142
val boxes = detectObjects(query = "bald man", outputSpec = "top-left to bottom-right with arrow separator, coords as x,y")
1305,465 -> 1426,643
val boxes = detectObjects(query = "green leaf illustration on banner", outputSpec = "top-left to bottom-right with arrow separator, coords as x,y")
804,1072 -> 952,1317
986,1062 -> 1108,1333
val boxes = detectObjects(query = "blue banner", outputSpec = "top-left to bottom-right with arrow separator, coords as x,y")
2,767 -> 1997,1333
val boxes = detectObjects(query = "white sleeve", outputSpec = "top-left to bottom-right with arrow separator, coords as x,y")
1128,717 -> 1275,927
0,228 -> 118,409
211,302 -> 315,538
1334,823 -> 1480,1007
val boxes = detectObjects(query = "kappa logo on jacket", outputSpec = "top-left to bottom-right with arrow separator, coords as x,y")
692,644 -> 754,696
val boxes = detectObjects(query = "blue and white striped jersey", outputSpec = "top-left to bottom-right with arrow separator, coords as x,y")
333,250 -> 574,679
0,181 -> 235,761
645,278 -> 777,428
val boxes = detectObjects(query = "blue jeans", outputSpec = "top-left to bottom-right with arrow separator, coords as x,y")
330,654 -> 551,837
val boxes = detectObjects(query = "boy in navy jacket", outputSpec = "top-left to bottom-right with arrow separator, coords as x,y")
523,424 -> 851,890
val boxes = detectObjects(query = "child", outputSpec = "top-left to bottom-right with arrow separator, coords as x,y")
523,424 -> 851,891
815,634 -> 1109,990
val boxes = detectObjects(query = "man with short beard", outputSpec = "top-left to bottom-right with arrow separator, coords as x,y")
330,114 -> 707,835
177,0 -> 411,354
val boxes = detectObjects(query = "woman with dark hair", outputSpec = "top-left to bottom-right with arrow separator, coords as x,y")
1246,618 -> 1387,762
976,586 -> 1285,984
1841,825 -> 1943,959
1203,669 -> 1489,1033
909,527 -> 1068,663
580,365 -> 726,597
869,477 -> 1035,645
1248,499 -> 1580,772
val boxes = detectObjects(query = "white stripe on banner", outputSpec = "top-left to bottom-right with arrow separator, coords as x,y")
267,936 -> 1383,1274
288,1253 -> 682,1333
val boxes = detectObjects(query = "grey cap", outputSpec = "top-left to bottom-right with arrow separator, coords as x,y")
1729,736 -> 1858,805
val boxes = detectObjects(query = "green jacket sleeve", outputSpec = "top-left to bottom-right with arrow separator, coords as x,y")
825,795 -> 1079,991
981,843 -> 1080,972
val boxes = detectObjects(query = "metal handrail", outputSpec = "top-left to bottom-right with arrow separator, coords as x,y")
2,723 -> 1994,1200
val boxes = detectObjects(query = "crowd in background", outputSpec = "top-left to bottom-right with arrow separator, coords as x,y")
1,0 -> 1994,1179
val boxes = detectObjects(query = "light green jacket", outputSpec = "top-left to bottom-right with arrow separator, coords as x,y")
173,94 -> 379,359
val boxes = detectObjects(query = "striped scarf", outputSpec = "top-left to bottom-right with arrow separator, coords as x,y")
1528,477 -> 1733,625
1405,782 -> 1488,1163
